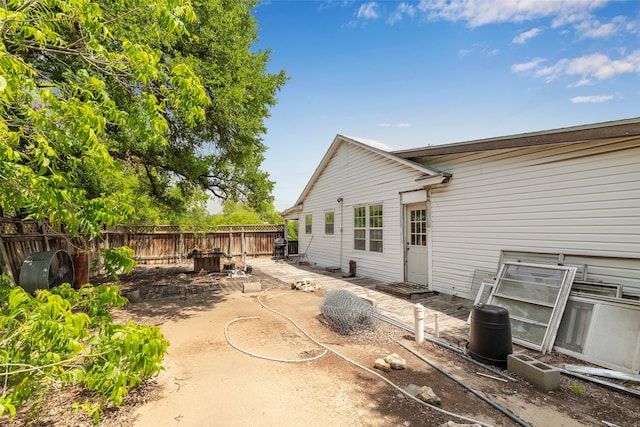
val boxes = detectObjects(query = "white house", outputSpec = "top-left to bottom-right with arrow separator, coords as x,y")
282,117 -> 640,372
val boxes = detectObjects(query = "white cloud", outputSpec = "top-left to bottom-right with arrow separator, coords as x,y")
570,95 -> 614,103
571,77 -> 593,87
387,2 -> 417,25
417,0 -> 607,27
357,2 -> 379,20
512,28 -> 542,44
458,42 -> 499,58
574,16 -> 627,39
511,57 -> 545,73
566,51 -> 640,80
513,51 -> 640,84
534,58 -> 570,82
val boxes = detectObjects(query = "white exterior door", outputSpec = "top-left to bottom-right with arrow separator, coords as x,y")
405,203 -> 428,286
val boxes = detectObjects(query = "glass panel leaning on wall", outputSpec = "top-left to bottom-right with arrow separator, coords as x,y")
487,262 -> 576,353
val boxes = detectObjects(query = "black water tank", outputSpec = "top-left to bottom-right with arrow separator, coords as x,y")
468,304 -> 512,367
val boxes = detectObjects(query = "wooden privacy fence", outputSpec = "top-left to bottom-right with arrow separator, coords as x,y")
105,224 -> 286,264
0,219 -> 288,286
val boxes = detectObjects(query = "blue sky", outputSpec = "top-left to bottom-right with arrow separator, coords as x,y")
247,0 -> 640,212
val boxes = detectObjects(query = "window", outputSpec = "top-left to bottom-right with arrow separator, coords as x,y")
305,214 -> 312,234
410,209 -> 427,246
353,204 -> 383,252
353,207 -> 366,250
325,212 -> 334,235
369,204 -> 383,252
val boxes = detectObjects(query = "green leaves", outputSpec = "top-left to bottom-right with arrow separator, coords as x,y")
0,282 -> 168,420
0,0 -> 212,236
95,246 -> 137,281
85,322 -> 168,404
0,0 -> 286,236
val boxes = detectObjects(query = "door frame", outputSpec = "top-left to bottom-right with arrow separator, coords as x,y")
400,189 -> 430,287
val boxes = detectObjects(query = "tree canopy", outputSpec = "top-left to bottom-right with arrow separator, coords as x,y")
0,0 -> 286,238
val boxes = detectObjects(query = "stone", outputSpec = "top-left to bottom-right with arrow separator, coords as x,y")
384,353 -> 407,370
404,384 -> 422,397
374,358 -> 391,372
418,386 -> 441,405
291,278 -> 321,292
126,289 -> 140,303
242,282 -> 261,293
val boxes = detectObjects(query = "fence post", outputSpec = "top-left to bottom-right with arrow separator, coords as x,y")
241,227 -> 246,267
40,223 -> 51,251
0,233 -> 16,284
179,231 -> 184,263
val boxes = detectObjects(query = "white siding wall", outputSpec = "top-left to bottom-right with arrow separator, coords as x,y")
296,142 -> 424,283
424,137 -> 640,300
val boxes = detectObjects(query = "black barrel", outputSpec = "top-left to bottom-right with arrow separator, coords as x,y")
468,304 -> 512,367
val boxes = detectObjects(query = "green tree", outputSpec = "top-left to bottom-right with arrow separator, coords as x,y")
0,0 -> 286,237
209,199 -> 281,226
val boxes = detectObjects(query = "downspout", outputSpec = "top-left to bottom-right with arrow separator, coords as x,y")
337,197 -> 344,271
426,188 -> 432,289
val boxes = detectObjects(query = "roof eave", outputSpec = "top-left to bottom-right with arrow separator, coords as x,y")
416,173 -> 452,186
394,117 -> 640,159
284,134 -> 446,212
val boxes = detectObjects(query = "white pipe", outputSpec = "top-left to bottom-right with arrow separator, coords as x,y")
251,289 -> 491,427
434,313 -> 439,338
414,303 -> 424,343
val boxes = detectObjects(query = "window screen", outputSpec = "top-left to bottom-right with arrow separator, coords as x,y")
325,212 -> 334,235
305,214 -> 312,234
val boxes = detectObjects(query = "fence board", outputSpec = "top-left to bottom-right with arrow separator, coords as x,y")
0,219 -> 290,282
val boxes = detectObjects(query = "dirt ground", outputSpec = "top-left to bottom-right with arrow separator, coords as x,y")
6,264 -> 640,427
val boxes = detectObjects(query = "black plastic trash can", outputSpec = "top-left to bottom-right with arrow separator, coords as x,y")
468,304 -> 512,367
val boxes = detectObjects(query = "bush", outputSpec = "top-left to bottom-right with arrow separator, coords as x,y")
0,280 -> 169,422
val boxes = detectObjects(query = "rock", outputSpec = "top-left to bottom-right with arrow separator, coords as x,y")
374,358 -> 391,372
384,353 -> 407,370
291,278 -> 321,292
404,384 -> 422,397
126,289 -> 140,303
419,386 -> 441,405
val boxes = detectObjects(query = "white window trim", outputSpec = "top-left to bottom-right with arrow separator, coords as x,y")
305,214 -> 312,234
324,211 -> 335,235
353,203 -> 384,253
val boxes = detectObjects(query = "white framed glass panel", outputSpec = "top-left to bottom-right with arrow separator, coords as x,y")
556,295 -> 640,373
487,262 -> 576,353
